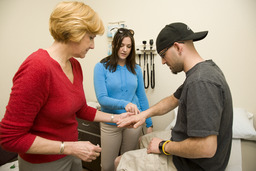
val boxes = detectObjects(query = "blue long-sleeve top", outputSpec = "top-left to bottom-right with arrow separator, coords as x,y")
94,62 -> 153,127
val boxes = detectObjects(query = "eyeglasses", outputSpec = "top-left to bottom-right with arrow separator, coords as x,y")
159,47 -> 170,58
110,27 -> 134,36
159,42 -> 184,58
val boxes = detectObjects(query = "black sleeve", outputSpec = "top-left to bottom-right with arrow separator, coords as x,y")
174,84 -> 183,99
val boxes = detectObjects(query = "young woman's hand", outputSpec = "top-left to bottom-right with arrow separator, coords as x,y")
146,126 -> 153,134
125,103 -> 140,114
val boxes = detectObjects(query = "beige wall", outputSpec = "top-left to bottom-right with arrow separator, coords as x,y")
0,0 -> 256,131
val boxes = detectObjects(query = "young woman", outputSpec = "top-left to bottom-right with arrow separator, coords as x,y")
94,28 -> 153,171
0,2 -> 129,171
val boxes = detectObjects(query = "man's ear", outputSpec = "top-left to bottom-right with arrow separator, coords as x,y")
173,42 -> 183,55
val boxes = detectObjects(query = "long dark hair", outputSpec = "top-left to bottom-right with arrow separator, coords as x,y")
100,28 -> 136,74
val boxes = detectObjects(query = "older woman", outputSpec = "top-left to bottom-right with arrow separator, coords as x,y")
0,1 -> 128,171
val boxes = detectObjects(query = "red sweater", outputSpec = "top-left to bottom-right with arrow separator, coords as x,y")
0,49 -> 97,163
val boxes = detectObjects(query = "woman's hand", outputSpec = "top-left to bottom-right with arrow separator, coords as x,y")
65,141 -> 101,162
146,126 -> 153,134
125,103 -> 140,115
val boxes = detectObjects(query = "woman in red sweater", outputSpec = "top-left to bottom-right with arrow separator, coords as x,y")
0,1 -> 128,171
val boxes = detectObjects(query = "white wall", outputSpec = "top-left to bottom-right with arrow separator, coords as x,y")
1,0 -> 256,131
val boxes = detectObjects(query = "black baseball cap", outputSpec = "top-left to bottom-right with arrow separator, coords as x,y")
156,22 -> 208,55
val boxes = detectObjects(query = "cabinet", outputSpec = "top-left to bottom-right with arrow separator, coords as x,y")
77,118 -> 101,171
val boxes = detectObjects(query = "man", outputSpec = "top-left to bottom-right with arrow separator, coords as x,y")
116,22 -> 233,171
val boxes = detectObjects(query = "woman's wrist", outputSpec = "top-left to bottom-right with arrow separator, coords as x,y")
59,141 -> 65,154
110,114 -> 114,122
61,141 -> 73,155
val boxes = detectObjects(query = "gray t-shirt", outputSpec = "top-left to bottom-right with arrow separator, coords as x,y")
172,60 -> 233,171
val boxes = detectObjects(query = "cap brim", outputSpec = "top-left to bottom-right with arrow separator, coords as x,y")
182,31 -> 208,42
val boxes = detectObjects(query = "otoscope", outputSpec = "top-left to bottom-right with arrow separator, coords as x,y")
143,41 -> 149,89
150,39 -> 155,89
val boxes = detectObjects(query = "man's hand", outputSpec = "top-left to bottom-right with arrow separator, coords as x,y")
147,137 -> 162,154
114,112 -> 135,124
117,112 -> 146,128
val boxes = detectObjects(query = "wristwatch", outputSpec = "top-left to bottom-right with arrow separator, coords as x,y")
158,140 -> 171,155
159,140 -> 166,154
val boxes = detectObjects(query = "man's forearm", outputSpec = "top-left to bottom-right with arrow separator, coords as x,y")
165,135 -> 217,158
145,94 -> 178,118
116,94 -> 178,128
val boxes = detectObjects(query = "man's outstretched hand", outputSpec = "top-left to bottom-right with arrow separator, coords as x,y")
117,112 -> 147,128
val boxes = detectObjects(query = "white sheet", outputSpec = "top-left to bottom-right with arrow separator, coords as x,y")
0,140 -> 242,171
225,139 -> 242,171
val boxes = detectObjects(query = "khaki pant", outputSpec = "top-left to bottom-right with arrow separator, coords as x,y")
117,130 -> 177,171
18,155 -> 82,171
100,122 -> 142,171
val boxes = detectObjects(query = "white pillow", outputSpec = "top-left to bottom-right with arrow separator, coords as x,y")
232,108 -> 256,141
165,108 -> 178,130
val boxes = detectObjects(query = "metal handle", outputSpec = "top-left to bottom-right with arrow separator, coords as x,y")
82,123 -> 90,127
